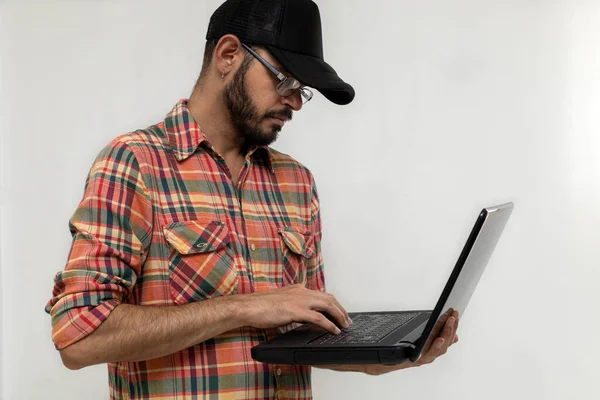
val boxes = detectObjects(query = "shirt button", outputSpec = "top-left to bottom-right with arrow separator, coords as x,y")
251,243 -> 256,251
276,368 -> 282,376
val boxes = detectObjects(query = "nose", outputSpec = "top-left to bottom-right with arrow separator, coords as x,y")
281,90 -> 303,111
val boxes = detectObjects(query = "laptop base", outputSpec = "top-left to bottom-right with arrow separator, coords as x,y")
251,311 -> 431,365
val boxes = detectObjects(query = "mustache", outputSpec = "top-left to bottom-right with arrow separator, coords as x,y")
263,108 -> 293,121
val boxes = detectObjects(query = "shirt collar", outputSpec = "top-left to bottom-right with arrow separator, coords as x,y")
163,99 -> 274,172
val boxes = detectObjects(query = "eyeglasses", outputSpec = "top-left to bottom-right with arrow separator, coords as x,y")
241,43 -> 313,105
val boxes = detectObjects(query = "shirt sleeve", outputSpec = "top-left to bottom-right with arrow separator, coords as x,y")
305,177 -> 326,292
44,139 -> 153,350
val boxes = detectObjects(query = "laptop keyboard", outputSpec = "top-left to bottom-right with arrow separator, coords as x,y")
309,312 -> 419,345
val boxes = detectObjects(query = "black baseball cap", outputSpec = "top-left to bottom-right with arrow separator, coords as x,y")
206,0 -> 355,105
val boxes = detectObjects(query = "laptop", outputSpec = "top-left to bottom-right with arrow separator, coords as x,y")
251,202 -> 514,365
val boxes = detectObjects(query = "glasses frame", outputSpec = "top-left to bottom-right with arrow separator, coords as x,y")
241,43 -> 313,104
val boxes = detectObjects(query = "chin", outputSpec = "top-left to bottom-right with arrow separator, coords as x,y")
260,134 -> 279,146
246,129 -> 279,147
261,124 -> 282,140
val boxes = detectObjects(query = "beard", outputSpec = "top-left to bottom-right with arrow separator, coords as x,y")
224,66 -> 293,148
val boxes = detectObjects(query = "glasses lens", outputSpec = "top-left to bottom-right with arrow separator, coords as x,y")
299,88 -> 313,104
277,79 -> 313,104
276,78 -> 301,97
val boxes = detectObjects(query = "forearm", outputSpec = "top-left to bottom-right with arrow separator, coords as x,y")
315,363 -> 412,375
314,365 -> 367,373
60,295 -> 246,369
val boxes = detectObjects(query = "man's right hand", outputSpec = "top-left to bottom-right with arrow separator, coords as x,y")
238,284 -> 352,334
57,285 -> 350,370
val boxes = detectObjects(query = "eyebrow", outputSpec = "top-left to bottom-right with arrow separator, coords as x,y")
252,48 -> 290,75
264,55 -> 288,75
244,44 -> 304,85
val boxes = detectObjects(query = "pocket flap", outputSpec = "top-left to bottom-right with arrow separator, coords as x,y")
163,220 -> 230,255
278,227 -> 314,258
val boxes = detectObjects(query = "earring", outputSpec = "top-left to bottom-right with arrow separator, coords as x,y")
221,70 -> 225,79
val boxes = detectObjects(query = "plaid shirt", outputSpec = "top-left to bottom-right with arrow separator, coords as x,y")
45,99 -> 326,399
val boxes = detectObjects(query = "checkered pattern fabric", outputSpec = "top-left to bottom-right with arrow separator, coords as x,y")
45,99 -> 326,399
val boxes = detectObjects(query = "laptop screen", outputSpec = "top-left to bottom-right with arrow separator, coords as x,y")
410,202 -> 514,362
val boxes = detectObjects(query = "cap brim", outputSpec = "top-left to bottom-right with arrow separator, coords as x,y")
266,46 -> 355,105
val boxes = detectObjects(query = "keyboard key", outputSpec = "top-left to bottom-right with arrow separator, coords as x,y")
310,313 -> 419,345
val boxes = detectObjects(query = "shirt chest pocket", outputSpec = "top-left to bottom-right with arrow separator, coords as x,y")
163,219 -> 238,304
278,227 -> 315,286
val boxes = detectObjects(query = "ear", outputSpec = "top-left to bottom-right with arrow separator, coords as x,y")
213,34 -> 244,79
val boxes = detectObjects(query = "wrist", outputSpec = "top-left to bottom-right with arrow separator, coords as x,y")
188,294 -> 249,333
227,294 -> 252,328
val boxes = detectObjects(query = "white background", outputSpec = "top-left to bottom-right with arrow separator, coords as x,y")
1,0 -> 599,399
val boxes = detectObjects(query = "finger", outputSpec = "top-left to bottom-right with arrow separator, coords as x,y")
450,316 -> 459,344
440,322 -> 458,353
327,294 -> 351,326
422,338 -> 445,364
437,319 -> 455,353
313,290 -> 351,326
313,294 -> 350,329
438,317 -> 452,343
439,311 -> 451,324
421,310 -> 453,354
304,311 -> 342,335
445,316 -> 457,340
426,313 -> 449,350
440,333 -> 453,354
428,338 -> 444,356
435,312 -> 450,333
323,292 -> 351,327
434,337 -> 445,353
450,312 -> 459,333
451,320 -> 459,342
420,336 -> 434,355
423,324 -> 442,353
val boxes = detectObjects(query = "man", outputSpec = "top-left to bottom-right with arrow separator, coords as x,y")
45,0 -> 459,398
